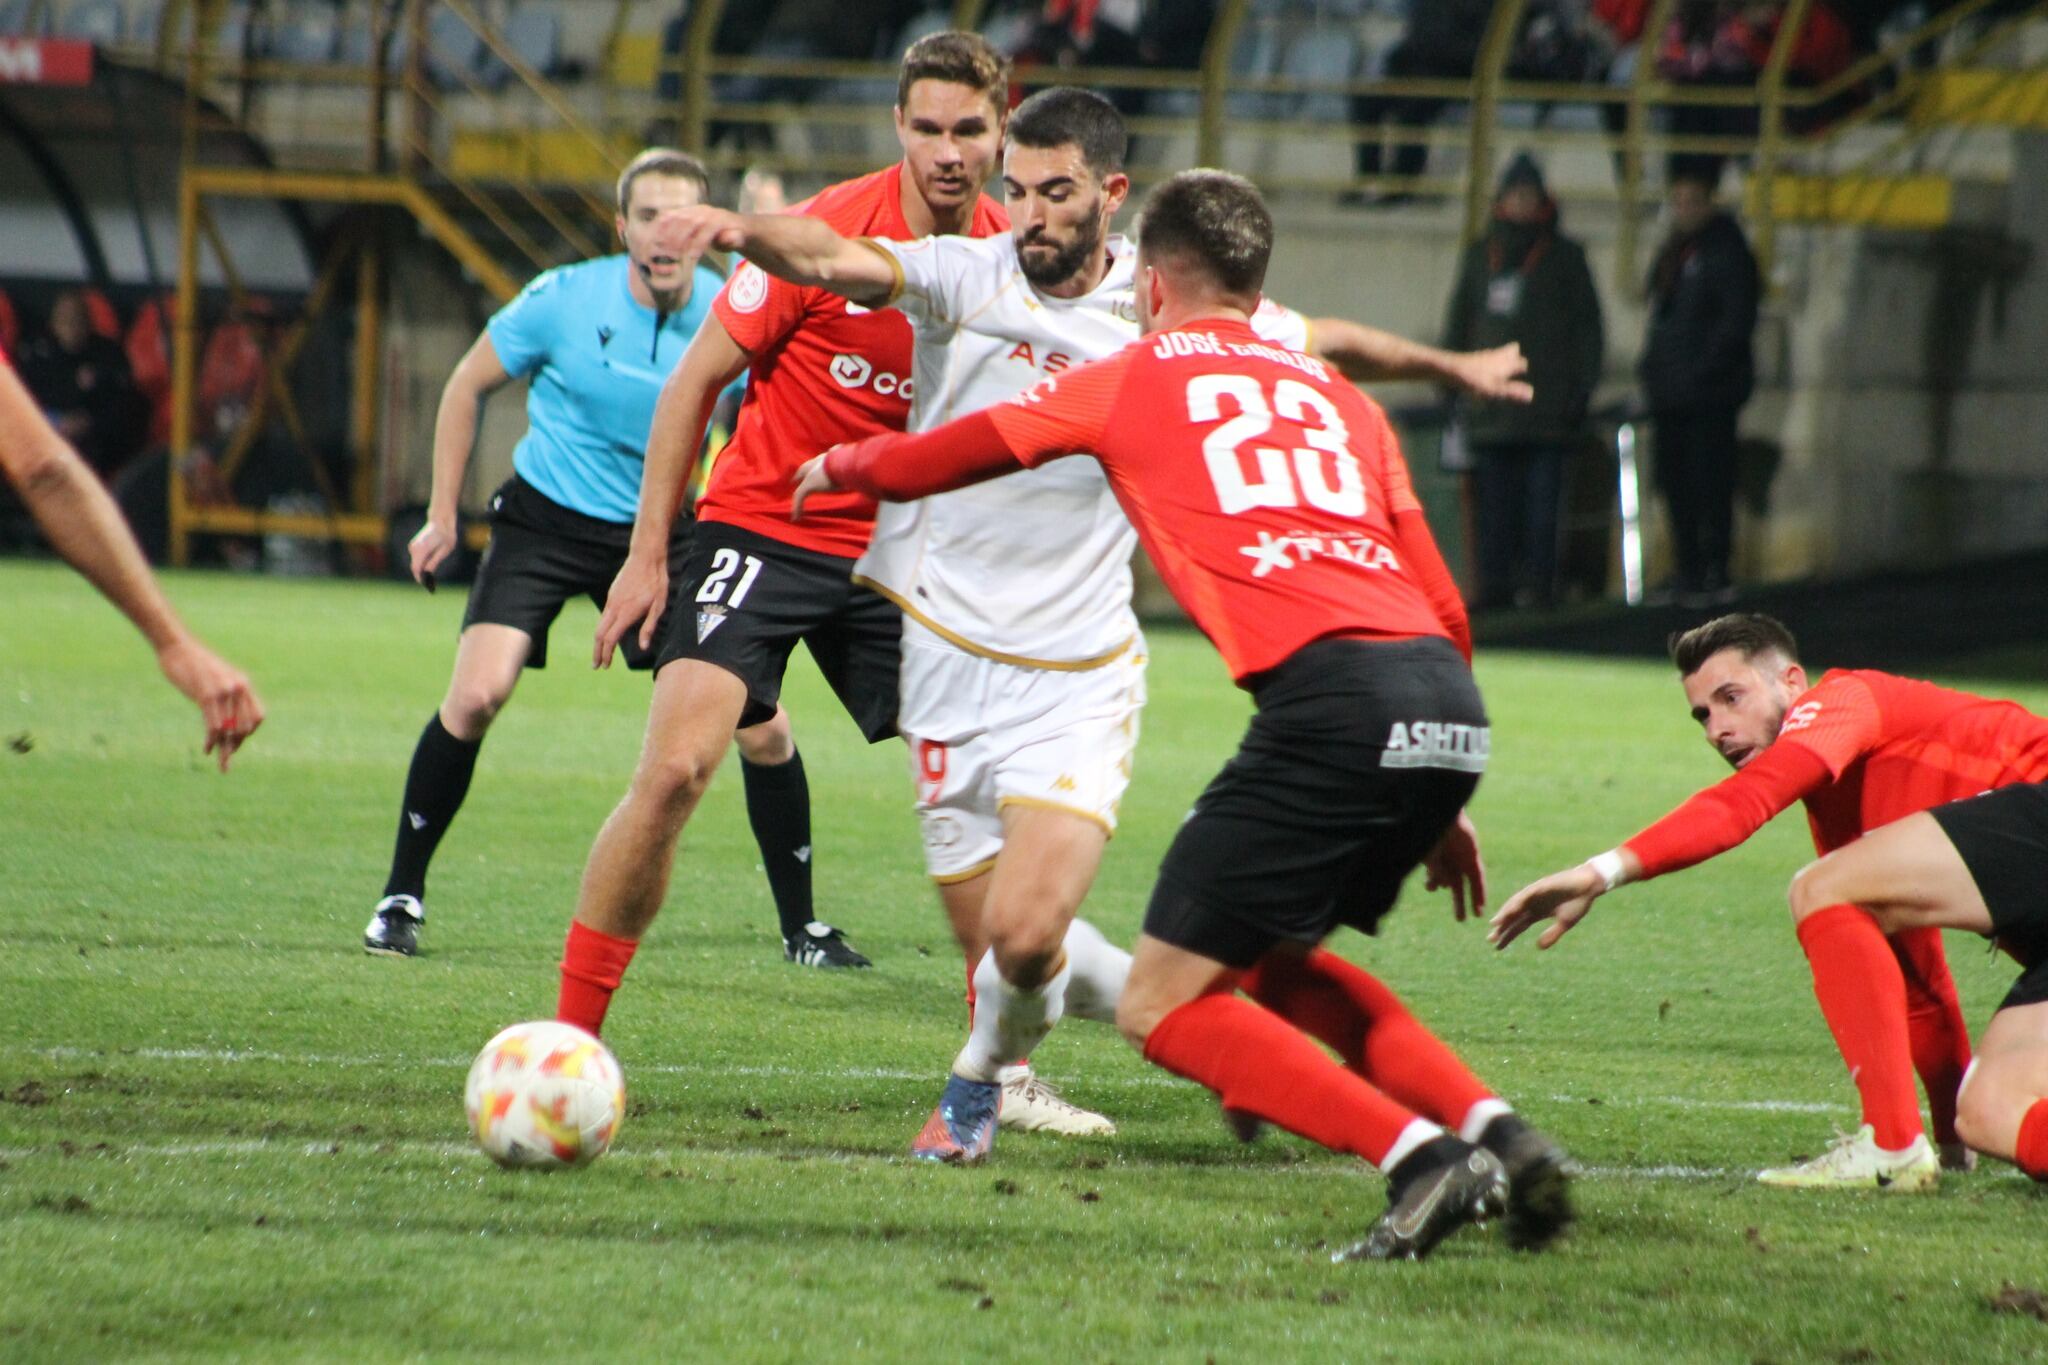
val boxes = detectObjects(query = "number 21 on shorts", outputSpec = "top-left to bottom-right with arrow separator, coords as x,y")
696,548 -> 763,608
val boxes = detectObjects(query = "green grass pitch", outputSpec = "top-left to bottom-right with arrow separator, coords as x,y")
2,559 -> 2044,1362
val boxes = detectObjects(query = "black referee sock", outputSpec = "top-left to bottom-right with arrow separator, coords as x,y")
741,748 -> 815,940
382,713 -> 483,903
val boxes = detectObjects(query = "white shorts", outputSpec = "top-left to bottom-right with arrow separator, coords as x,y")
897,620 -> 1147,881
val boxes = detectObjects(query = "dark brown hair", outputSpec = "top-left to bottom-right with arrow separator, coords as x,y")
896,31 -> 1009,113
1669,613 -> 1800,676
616,147 -> 710,216
1009,86 -> 1126,176
1135,170 -> 1272,299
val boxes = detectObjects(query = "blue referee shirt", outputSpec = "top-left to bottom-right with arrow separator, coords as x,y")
486,254 -> 735,525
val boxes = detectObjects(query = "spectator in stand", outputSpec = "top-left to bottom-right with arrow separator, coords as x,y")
1442,154 -> 1605,611
1659,0 -> 1856,183
1641,167 -> 1759,606
17,289 -> 144,479
1010,0 -> 1145,114
1347,0 -> 1494,205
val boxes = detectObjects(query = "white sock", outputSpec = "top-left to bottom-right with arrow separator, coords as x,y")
953,948 -> 1070,1083
1380,1117 -> 1446,1174
1457,1098 -> 1513,1144
1059,918 -> 1130,1024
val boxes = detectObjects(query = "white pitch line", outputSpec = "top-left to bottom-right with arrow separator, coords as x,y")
0,1133 -> 1747,1180
21,1045 -> 1857,1115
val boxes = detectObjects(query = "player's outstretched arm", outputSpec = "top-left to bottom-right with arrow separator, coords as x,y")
0,363 -> 265,770
412,332 -> 511,587
1489,848 -> 1643,950
595,315 -> 752,669
654,206 -> 897,308
1306,317 -> 1534,403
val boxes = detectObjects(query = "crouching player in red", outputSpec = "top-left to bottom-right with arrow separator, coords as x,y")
794,169 -> 1573,1260
1492,614 -> 2048,1188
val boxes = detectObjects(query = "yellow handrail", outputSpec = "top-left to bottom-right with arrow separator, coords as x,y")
1754,0 -> 1817,283
680,0 -> 731,156
1465,0 -> 1530,243
1199,0 -> 1252,168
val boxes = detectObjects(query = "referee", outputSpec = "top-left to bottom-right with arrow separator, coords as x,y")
367,149 -> 824,963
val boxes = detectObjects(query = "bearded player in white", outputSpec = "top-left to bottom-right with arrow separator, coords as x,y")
663,88 -> 1532,1157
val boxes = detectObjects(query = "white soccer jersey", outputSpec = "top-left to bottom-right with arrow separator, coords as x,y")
852,233 -> 1310,667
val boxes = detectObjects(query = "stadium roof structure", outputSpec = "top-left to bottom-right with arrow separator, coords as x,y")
0,49 -> 312,293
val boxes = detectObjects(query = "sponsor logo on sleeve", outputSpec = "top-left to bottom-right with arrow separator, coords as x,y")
1781,701 -> 1824,733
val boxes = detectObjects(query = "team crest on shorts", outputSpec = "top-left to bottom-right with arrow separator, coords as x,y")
696,604 -> 729,643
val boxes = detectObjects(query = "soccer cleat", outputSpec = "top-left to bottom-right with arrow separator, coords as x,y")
1938,1139 -> 1977,1173
363,894 -> 424,957
783,921 -> 871,969
1336,1138 -> 1509,1263
1475,1113 -> 1577,1251
911,1073 -> 1002,1164
995,1066 -> 1115,1136
1756,1125 -> 1940,1192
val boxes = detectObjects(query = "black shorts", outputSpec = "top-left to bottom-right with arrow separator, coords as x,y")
1144,636 -> 1487,969
462,477 -> 690,670
656,520 -> 901,741
1929,780 -> 2048,1012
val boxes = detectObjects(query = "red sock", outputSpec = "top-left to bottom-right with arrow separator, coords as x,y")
1893,926 -> 1971,1145
1143,992 -> 1422,1167
1797,904 -> 1922,1151
1242,950 -> 1496,1131
2018,1101 -> 2048,1181
556,919 -> 639,1036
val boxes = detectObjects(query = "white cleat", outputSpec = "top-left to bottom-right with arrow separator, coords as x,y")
995,1065 -> 1115,1136
1756,1125 -> 1939,1192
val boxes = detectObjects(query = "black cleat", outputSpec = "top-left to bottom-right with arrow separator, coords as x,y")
1337,1138 -> 1508,1263
363,894 -> 423,957
1477,1113 -> 1577,1251
783,921 -> 871,969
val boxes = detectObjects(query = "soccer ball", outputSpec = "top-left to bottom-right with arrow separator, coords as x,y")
463,1020 -> 625,1169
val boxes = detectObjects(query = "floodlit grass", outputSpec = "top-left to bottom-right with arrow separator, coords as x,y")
2,560 -> 2044,1362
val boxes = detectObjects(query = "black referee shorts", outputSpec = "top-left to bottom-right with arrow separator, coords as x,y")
1929,780 -> 2048,1012
656,519 -> 901,741
1143,636 -> 1488,969
462,477 -> 690,670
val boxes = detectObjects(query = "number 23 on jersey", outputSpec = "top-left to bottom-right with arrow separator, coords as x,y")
1186,374 -> 1366,518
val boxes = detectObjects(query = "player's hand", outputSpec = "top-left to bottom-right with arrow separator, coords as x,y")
594,551 -> 667,669
1488,864 -> 1604,951
1423,811 -> 1487,921
157,637 -> 265,772
651,205 -> 747,267
1451,343 -> 1534,404
790,452 -> 840,522
408,515 -> 457,586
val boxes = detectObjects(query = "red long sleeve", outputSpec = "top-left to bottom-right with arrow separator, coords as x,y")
1621,740 -> 1832,880
822,409 -> 1023,503
1389,506 -> 1471,662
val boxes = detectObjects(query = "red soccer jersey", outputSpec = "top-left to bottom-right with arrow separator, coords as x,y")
827,317 -> 1469,682
699,164 -> 1007,558
1624,668 -> 2048,877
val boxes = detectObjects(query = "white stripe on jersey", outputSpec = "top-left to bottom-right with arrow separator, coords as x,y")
855,235 -> 1308,667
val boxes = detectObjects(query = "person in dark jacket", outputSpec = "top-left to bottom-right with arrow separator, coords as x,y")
1348,0 -> 1493,199
1443,153 -> 1605,610
1640,168 -> 1759,604
17,290 -> 144,479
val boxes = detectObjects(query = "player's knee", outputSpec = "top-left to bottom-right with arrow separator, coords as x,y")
442,682 -> 510,737
735,710 -> 794,765
988,918 -> 1065,991
1953,1058 -> 2005,1152
637,740 -> 723,813
1786,861 -> 1837,923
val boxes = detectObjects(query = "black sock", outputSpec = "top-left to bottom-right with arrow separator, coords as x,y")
382,713 -> 483,903
1387,1135 -> 1467,1197
742,747 -> 814,939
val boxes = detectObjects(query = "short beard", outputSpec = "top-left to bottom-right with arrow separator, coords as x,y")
1018,209 -> 1103,289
